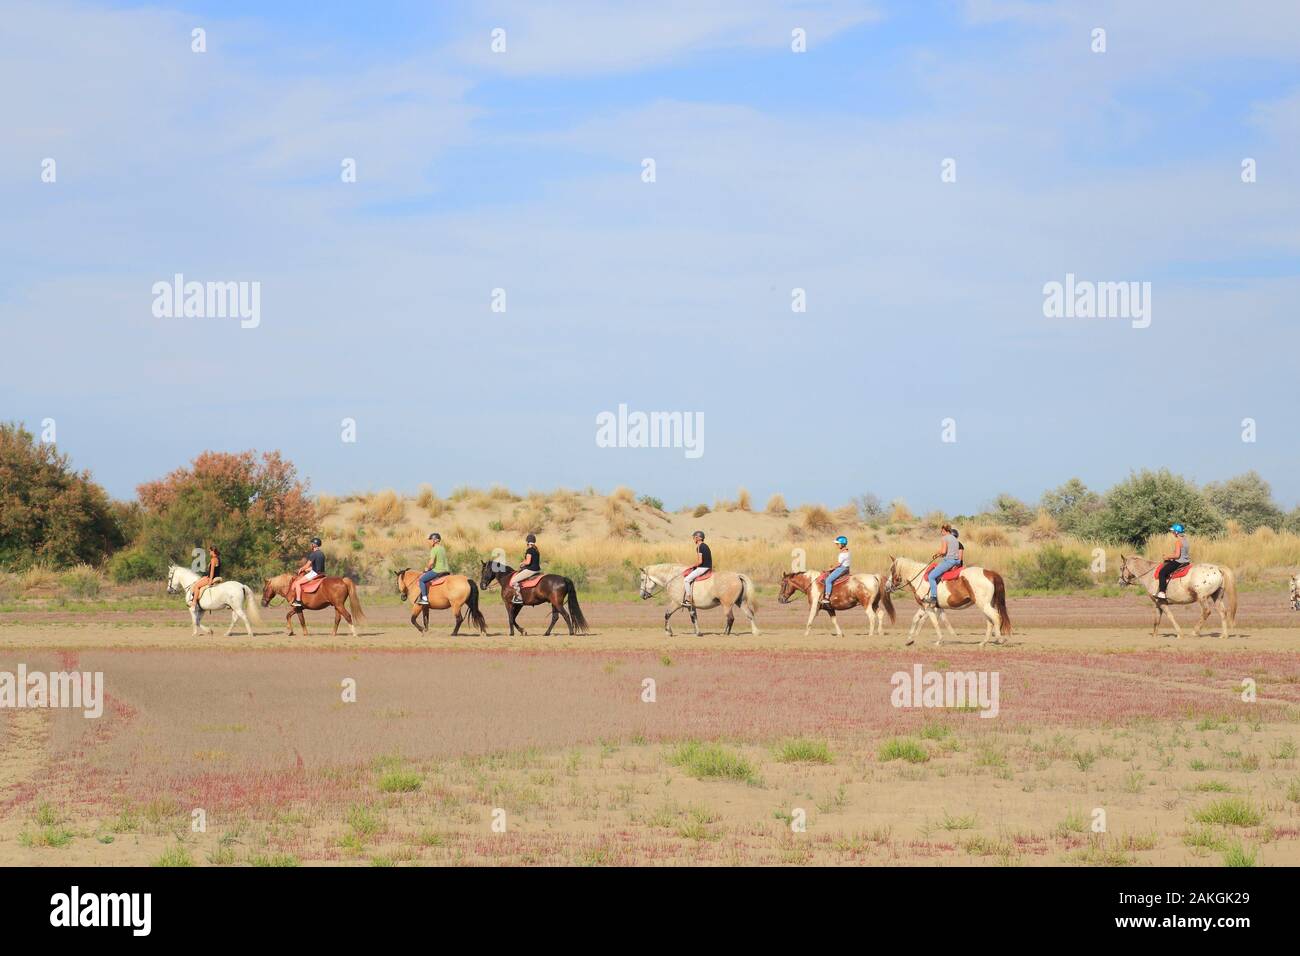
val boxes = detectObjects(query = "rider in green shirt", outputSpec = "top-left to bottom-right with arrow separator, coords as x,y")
417,533 -> 450,605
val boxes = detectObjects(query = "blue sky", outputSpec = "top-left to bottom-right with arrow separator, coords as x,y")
2,1 -> 1297,512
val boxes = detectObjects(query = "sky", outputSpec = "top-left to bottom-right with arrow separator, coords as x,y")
2,0 -> 1297,513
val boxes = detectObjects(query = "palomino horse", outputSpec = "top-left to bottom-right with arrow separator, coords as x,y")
261,572 -> 365,637
885,556 -> 1011,647
394,569 -> 487,635
1117,555 -> 1237,639
167,564 -> 263,637
479,562 -> 589,636
777,570 -> 894,636
638,563 -> 758,636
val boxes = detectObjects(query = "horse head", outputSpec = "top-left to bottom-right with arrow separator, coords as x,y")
166,564 -> 181,594
777,571 -> 802,604
1116,554 -> 1138,587
394,568 -> 410,600
479,561 -> 496,590
638,567 -> 658,600
261,577 -> 280,607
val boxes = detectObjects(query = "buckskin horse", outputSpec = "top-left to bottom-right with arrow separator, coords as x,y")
884,555 -> 1011,647
393,569 -> 487,635
478,562 -> 589,636
777,569 -> 894,637
638,563 -> 759,636
1117,554 -> 1237,639
261,571 -> 366,637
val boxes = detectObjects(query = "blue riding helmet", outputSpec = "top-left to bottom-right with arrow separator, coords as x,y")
834,536 -> 848,546
1170,523 -> 1185,534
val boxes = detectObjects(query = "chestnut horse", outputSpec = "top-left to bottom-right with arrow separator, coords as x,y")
261,572 -> 365,637
777,570 -> 895,637
394,569 -> 487,635
478,562 -> 590,636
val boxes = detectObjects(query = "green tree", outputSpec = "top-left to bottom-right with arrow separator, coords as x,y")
1094,469 -> 1224,547
128,450 -> 317,581
1039,478 -> 1103,534
0,422 -> 126,569
1203,471 -> 1283,532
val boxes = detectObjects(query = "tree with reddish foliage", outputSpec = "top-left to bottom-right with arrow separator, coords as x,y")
0,422 -> 126,569
126,450 -> 317,581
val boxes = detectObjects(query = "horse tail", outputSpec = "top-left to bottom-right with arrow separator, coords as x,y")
466,579 -> 487,633
564,579 -> 590,634
1220,566 -> 1238,635
876,576 -> 896,623
988,570 -> 1012,635
243,584 -> 264,627
736,573 -> 757,615
346,577 -> 366,623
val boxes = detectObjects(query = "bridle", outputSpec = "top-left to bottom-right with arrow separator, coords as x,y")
884,561 -> 926,594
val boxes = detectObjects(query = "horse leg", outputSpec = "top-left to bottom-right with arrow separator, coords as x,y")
285,607 -> 296,636
332,607 -> 342,636
740,599 -> 759,636
804,600 -> 818,637
557,602 -> 575,635
664,603 -> 682,636
724,606 -> 735,635
409,604 -> 425,633
828,608 -> 842,637
338,600 -> 355,638
689,605 -> 700,636
298,608 -> 308,635
1194,598 -> 1211,637
451,599 -> 465,636
907,608 -> 925,646
225,609 -> 238,637
1150,602 -> 1161,638
544,598 -> 560,636
1164,605 -> 1182,639
930,609 -> 946,646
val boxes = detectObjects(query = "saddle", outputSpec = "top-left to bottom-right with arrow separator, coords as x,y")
513,575 -> 543,590
1163,564 -> 1192,580
682,569 -> 713,582
923,561 -> 964,582
297,576 -> 326,594
816,571 -> 852,592
426,575 -> 450,588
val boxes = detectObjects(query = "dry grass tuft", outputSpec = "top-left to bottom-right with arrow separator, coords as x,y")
362,490 -> 405,527
801,505 -> 834,533
765,494 -> 788,516
1028,509 -> 1060,541
888,500 -> 915,523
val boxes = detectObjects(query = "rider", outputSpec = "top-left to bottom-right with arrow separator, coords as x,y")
290,537 -> 325,608
683,531 -> 712,607
820,536 -> 850,608
191,546 -> 223,608
416,532 -> 450,605
1156,523 -> 1190,601
925,522 -> 962,607
509,533 -> 541,605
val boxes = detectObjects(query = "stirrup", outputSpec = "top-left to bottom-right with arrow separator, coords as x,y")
417,597 -> 429,605
291,599 -> 304,608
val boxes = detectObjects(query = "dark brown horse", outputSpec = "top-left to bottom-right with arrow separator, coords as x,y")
479,562 -> 589,636
394,569 -> 487,635
262,572 -> 365,637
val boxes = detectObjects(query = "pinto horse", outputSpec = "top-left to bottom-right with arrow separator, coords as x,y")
394,569 -> 487,635
1117,555 -> 1237,638
777,570 -> 894,637
478,562 -> 589,636
261,572 -> 365,637
885,556 -> 1011,647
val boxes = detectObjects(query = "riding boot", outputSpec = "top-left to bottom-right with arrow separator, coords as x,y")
512,586 -> 524,605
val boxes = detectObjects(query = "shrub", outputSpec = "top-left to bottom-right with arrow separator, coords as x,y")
878,739 -> 929,763
0,422 -> 127,569
1203,472 -> 1283,532
637,495 -> 664,511
666,742 -> 756,782
735,488 -> 752,512
888,499 -> 914,523
990,493 -> 1032,527
62,565 -> 103,599
853,493 -> 884,520
1027,509 -> 1059,541
1010,545 -> 1093,592
1094,469 -> 1224,546
1039,478 -> 1103,534
362,490 -> 404,527
801,506 -> 834,533
765,494 -> 788,516
775,739 -> 834,764
692,504 -> 710,518
107,546 -> 160,583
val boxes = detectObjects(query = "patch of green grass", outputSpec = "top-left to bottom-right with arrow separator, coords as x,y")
249,853 -> 300,867
775,738 -> 834,764
1072,749 -> 1097,772
665,741 -> 757,782
1221,842 -> 1257,867
1192,779 -> 1232,793
878,738 -> 929,764
940,811 -> 978,831
919,722 -> 951,741
1184,827 -> 1228,851
153,844 -> 194,867
1055,809 -> 1088,837
1192,797 -> 1263,827
377,770 -> 423,793
345,803 -> 384,840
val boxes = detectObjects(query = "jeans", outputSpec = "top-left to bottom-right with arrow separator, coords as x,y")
823,565 -> 849,597
419,570 -> 448,599
928,558 -> 960,600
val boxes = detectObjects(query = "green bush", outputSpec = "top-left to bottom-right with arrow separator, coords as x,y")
1093,469 -> 1224,547
1010,545 -> 1093,592
638,495 -> 664,511
550,560 -> 588,588
107,546 -> 160,583
62,566 -> 103,599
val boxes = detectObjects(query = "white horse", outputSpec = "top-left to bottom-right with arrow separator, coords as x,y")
884,556 -> 1012,647
166,564 -> 263,637
1117,555 -> 1236,639
638,563 -> 758,636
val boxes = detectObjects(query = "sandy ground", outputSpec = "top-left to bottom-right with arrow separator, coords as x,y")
2,595 -> 1298,866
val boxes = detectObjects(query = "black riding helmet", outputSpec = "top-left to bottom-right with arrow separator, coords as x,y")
692,530 -> 705,539
310,537 -> 322,547
526,533 -> 536,543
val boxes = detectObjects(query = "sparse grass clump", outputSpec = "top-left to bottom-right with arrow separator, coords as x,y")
362,490 -> 405,527
378,770 -> 423,793
878,738 -> 929,764
1192,798 -> 1262,827
765,494 -> 788,516
666,741 -> 756,782
153,844 -> 194,867
775,738 -> 834,764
